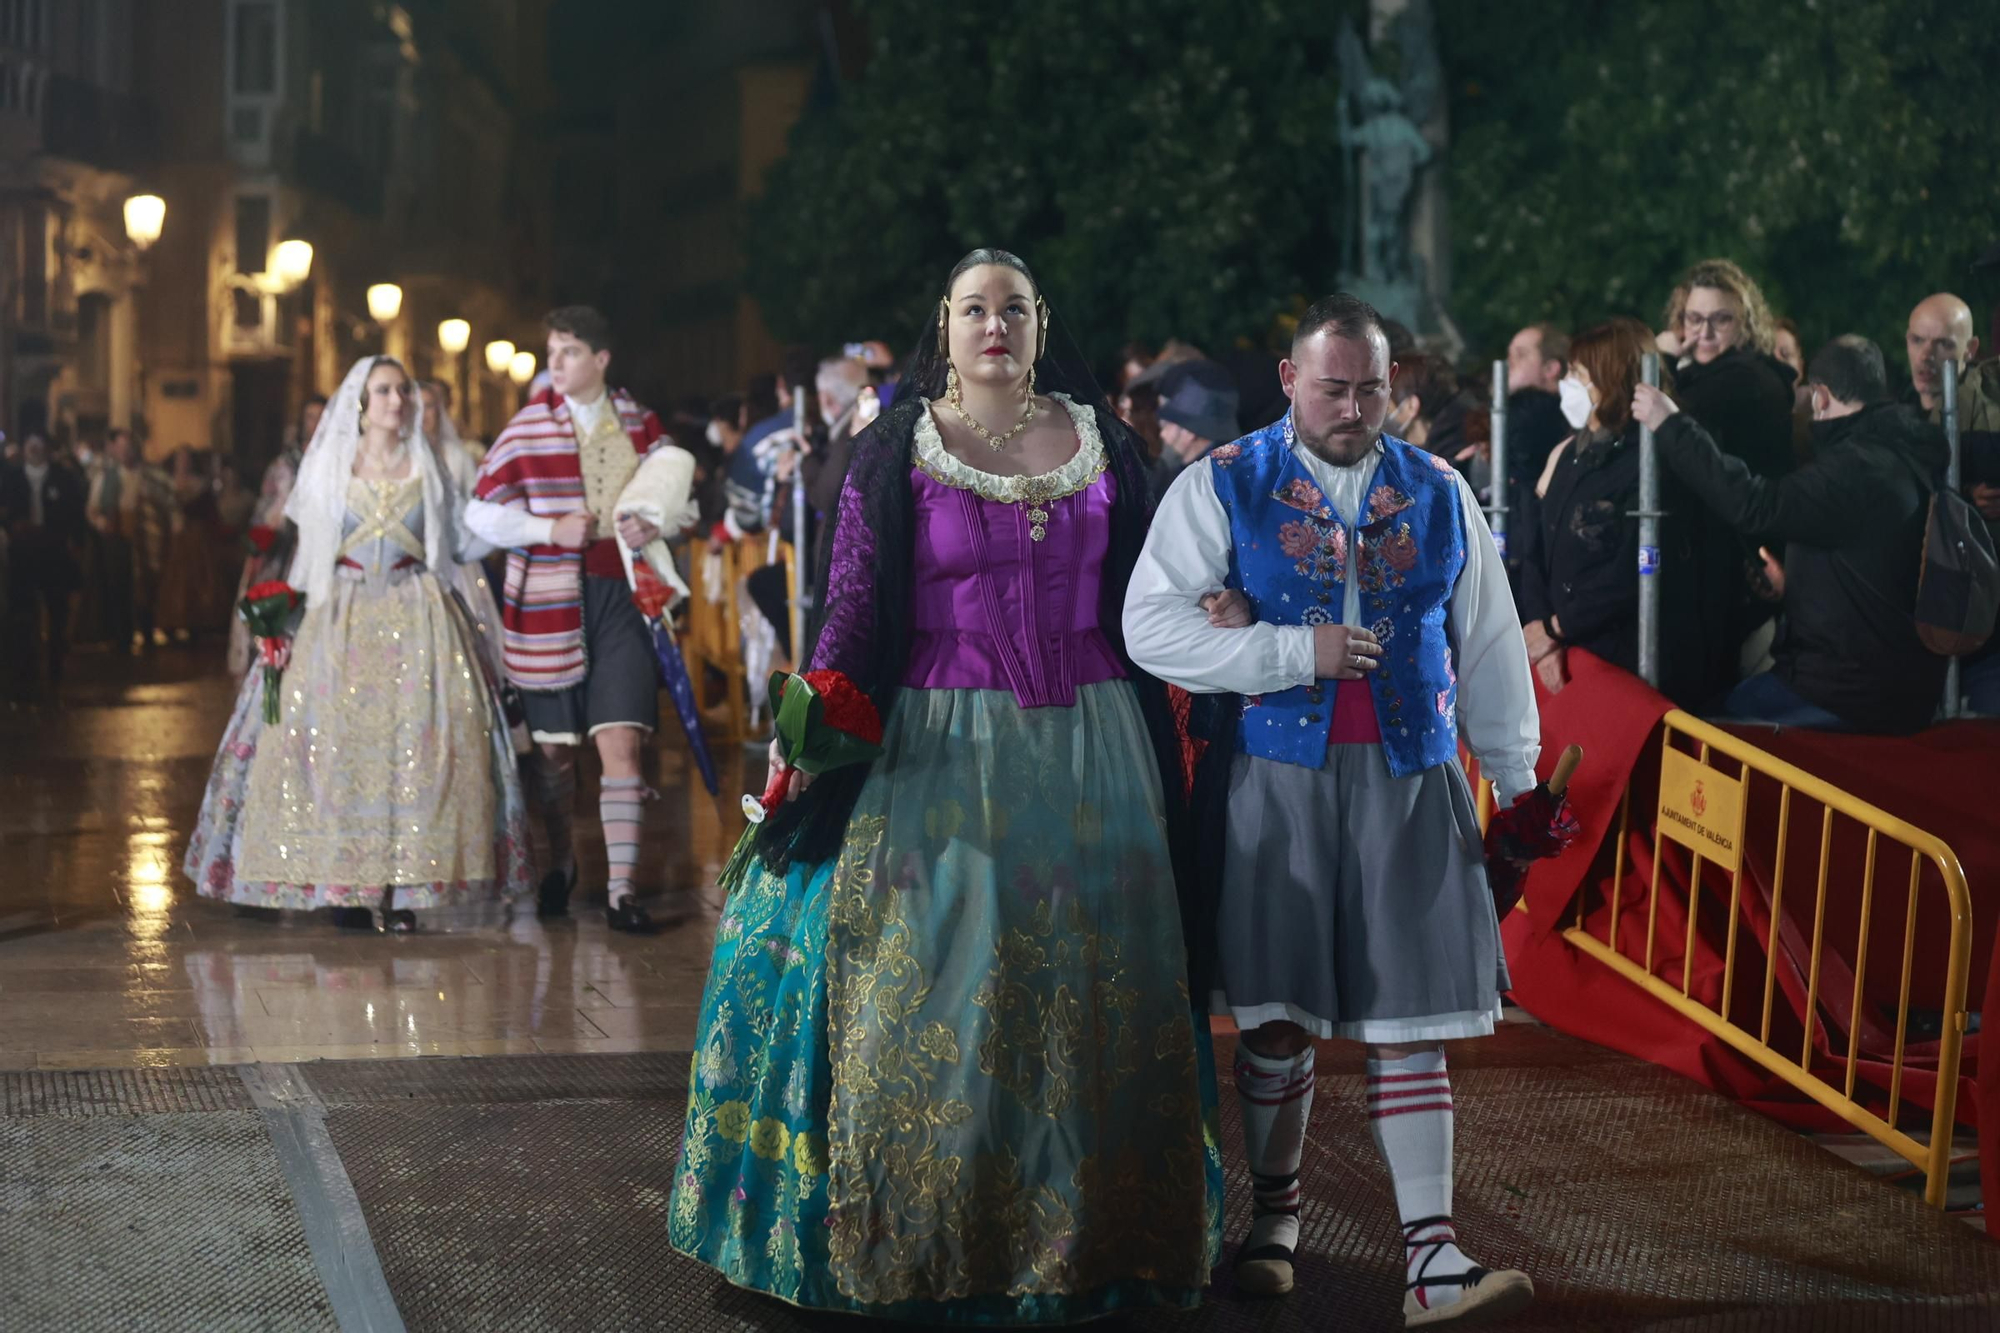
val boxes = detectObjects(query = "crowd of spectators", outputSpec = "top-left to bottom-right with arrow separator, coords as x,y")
690,259 -> 1995,740
8,258 -> 1992,741
0,424 -> 257,703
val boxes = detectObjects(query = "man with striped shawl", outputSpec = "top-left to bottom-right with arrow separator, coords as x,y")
466,306 -> 697,933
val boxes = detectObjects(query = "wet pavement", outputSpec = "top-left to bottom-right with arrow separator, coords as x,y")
0,639 -> 749,1071
6,642 -> 1999,1330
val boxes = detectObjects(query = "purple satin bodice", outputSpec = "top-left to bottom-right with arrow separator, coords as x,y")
806,395 -> 1127,711
901,468 -> 1125,707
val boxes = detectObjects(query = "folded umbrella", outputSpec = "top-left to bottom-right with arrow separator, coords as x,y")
630,558 -> 719,796
1484,744 -> 1583,918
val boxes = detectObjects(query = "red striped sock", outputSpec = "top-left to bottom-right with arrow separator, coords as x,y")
1235,1044 -> 1315,1257
1368,1047 -> 1476,1310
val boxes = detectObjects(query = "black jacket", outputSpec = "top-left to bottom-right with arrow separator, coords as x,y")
1675,347 -> 1798,484
1515,423 -> 1723,708
1655,403 -> 1948,734
0,461 -> 87,590
1671,345 -> 1799,649
1500,387 -> 1569,565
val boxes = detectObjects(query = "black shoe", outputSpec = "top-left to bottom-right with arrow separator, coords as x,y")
537,864 -> 576,918
606,897 -> 658,935
330,906 -> 375,931
384,908 -> 417,934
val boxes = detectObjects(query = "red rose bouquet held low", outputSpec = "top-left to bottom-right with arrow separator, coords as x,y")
716,669 -> 885,894
239,580 -> 305,725
1483,744 -> 1584,917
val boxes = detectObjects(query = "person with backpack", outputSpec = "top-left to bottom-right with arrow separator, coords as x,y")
1632,335 -> 1966,734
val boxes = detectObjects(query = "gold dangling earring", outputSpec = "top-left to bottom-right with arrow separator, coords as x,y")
946,362 -> 962,409
1025,365 -> 1036,402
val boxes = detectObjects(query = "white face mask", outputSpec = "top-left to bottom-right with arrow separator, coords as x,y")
705,420 -> 724,447
1558,375 -> 1592,430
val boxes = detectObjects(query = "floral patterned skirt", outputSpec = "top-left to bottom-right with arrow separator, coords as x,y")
669,681 -> 1223,1324
184,568 -> 532,909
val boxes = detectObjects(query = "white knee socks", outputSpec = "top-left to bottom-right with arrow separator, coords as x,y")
1367,1046 -> 1479,1314
1234,1044 -> 1316,1259
599,776 -> 647,907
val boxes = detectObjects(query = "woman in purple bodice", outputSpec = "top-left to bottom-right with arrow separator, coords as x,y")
668,250 -> 1222,1323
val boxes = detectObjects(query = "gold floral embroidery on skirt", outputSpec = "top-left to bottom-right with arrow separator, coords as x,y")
822,801 -> 1211,1306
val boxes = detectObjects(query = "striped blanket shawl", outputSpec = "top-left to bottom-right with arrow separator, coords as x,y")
475,387 -> 666,691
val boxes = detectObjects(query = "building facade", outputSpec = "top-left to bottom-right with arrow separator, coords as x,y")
1,0 -> 549,465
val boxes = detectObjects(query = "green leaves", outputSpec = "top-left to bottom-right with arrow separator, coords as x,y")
746,0 -> 1350,358
767,672 -> 883,775
747,0 -> 1997,366
1441,0 -> 2000,354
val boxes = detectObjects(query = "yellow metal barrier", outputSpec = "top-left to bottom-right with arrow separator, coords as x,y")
1550,709 -> 1973,1208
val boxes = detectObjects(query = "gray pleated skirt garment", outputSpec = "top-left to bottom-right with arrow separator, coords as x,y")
1213,743 -> 1509,1043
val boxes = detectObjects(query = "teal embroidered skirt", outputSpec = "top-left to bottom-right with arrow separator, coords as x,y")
668,681 -> 1223,1323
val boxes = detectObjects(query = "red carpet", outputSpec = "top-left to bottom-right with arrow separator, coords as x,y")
1498,650 -> 2000,1208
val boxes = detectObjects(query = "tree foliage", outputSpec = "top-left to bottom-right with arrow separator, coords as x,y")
748,0 -> 2000,365
743,0 -> 1349,360
1441,0 -> 2000,356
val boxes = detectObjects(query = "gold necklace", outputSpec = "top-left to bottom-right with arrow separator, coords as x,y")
947,367 -> 1038,451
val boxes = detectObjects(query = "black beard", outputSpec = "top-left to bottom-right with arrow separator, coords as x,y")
1297,421 -> 1379,466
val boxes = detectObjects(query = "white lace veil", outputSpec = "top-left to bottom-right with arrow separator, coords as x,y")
284,356 -> 453,604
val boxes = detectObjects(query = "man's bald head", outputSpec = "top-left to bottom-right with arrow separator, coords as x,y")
1906,292 -> 1981,410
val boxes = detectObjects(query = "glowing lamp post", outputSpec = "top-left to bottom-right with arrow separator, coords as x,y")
366,283 -> 403,322
508,350 -> 535,385
123,195 -> 166,250
271,239 -> 315,292
437,319 -> 471,355
484,339 -> 516,375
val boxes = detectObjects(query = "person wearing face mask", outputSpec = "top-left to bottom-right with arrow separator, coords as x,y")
1125,293 -> 1539,1325
1515,321 -> 1717,706
670,249 -> 1222,1323
1633,336 -> 1951,734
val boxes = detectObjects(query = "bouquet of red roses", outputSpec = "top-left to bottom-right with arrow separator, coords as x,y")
239,580 -> 305,725
717,669 -> 884,893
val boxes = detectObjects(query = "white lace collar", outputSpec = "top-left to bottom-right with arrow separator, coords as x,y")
913,392 -> 1107,503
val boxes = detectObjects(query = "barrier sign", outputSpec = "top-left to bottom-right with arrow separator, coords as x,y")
1638,545 -> 1661,575
1657,747 -> 1743,871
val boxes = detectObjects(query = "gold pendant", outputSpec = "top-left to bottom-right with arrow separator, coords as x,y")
1027,504 -> 1050,542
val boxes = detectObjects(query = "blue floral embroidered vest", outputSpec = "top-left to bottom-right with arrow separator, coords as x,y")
1209,415 -> 1466,776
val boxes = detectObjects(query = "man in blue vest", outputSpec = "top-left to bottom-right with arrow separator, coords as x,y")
1126,293 -> 1541,1327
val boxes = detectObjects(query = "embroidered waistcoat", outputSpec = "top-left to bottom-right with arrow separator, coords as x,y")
1210,415 -> 1466,776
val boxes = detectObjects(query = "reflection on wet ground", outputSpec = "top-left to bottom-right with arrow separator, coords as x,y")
0,641 -> 752,1069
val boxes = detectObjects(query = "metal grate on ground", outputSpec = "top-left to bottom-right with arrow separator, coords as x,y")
299,1027 -> 2000,1333
0,1098 -> 336,1333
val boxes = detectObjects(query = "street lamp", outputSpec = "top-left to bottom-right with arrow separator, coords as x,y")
271,239 -> 314,292
437,319 -> 472,415
366,283 -> 404,323
484,339 -> 515,375
123,195 -> 166,250
508,350 -> 536,386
